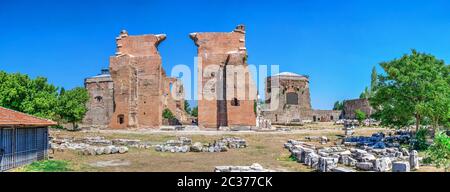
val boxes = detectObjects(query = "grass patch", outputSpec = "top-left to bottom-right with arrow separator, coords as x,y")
19,160 -> 72,172
276,154 -> 296,162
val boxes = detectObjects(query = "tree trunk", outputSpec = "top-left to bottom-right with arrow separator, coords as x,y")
415,114 -> 421,133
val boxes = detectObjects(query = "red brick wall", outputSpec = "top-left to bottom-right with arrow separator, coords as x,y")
191,25 -> 256,128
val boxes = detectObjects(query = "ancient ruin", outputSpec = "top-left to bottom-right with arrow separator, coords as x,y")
190,25 -> 256,129
83,69 -> 114,128
343,98 -> 373,119
262,72 -> 341,125
83,26 -> 360,130
84,30 -> 188,129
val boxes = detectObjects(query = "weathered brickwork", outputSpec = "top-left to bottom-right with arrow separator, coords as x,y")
190,25 -> 256,128
82,69 -> 114,128
312,110 -> 342,122
262,72 -> 342,124
107,30 -> 186,129
343,98 -> 373,119
262,73 -> 312,124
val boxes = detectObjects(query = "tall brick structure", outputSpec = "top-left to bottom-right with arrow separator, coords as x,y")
108,30 -> 186,129
82,69 -> 114,128
190,25 -> 256,129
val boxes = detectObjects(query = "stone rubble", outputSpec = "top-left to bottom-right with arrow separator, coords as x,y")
343,130 -> 412,149
155,137 -> 247,153
49,136 -> 147,155
214,163 -> 275,172
285,138 -> 419,172
392,161 -> 411,172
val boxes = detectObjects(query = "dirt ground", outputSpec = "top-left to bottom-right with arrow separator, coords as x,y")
48,125 -> 443,172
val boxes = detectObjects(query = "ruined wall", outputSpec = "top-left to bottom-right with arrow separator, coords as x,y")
190,25 -> 256,128
162,73 -> 189,125
312,110 -> 342,122
109,31 -> 166,129
343,98 -> 373,119
82,71 -> 114,128
262,74 -> 312,124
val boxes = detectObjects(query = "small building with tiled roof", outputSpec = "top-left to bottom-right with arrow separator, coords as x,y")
0,106 -> 56,171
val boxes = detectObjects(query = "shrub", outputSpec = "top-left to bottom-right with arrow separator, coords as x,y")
426,131 -> 450,171
411,128 -> 430,151
355,109 -> 366,125
162,108 -> 175,120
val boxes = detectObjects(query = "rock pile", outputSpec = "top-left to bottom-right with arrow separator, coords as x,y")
215,163 -> 275,172
305,136 -> 329,144
51,137 -> 129,156
343,130 -> 411,149
155,137 -> 247,153
79,146 -> 129,156
285,139 -> 420,172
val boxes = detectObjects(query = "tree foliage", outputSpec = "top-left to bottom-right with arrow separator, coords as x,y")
0,71 -> 59,119
56,87 -> 89,128
191,106 -> 198,118
411,128 -> 430,151
371,66 -> 378,93
359,87 -> 370,99
184,100 -> 191,114
162,108 -> 175,120
355,109 -> 366,125
426,131 -> 450,172
359,67 -> 378,99
0,71 -> 90,128
370,50 -> 450,131
333,100 -> 344,110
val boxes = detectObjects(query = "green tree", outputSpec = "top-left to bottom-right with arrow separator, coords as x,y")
371,66 -> 378,93
426,131 -> 450,172
412,128 -> 430,151
0,71 -> 59,119
184,100 -> 191,114
333,100 -> 344,110
359,87 -> 370,99
57,87 -> 89,128
355,109 -> 366,125
370,50 -> 450,131
191,106 -> 198,118
162,108 -> 175,120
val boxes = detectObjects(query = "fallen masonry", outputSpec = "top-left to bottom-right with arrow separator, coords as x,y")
284,139 -> 420,172
343,130 -> 412,149
49,136 -> 157,155
214,163 -> 275,172
155,137 -> 247,153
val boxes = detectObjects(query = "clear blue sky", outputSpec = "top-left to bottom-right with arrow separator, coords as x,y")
1,0 -> 450,109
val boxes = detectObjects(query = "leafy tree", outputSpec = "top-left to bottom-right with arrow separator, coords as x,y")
426,131 -> 450,172
411,128 -> 430,151
162,108 -> 175,120
371,66 -> 378,93
333,100 -> 344,110
56,87 -> 89,128
370,50 -> 450,131
191,106 -> 198,118
0,71 -> 59,119
355,109 -> 366,125
359,87 -> 370,99
59,87 -> 66,96
184,100 -> 191,114
359,67 -> 379,99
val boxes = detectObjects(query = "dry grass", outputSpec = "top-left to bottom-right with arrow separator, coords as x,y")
47,125 -> 443,172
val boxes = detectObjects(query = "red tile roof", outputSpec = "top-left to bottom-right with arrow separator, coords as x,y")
0,106 -> 57,127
